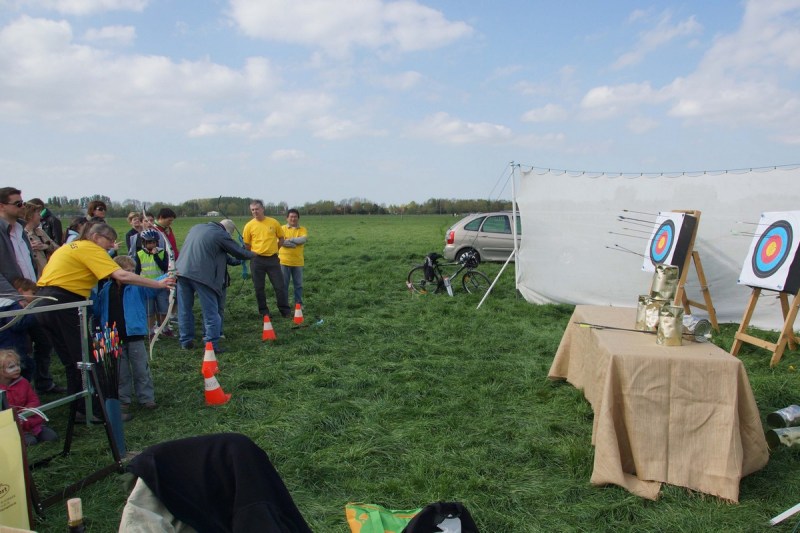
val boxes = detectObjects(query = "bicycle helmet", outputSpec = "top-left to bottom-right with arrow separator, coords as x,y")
140,229 -> 160,242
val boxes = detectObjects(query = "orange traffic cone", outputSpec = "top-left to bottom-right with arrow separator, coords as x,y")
293,303 -> 304,325
201,341 -> 219,375
262,315 -> 277,341
203,368 -> 231,405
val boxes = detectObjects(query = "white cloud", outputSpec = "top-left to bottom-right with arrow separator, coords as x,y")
188,121 -> 253,138
613,11 -> 702,69
664,0 -> 800,127
0,16 -> 282,126
84,153 -> 115,164
627,115 -> 659,134
227,0 -> 472,56
375,70 -> 422,91
83,25 -> 135,45
580,83 -> 662,118
20,0 -> 148,15
521,103 -> 567,123
574,0 -> 800,141
270,149 -> 306,161
310,115 -> 385,140
410,112 -> 512,144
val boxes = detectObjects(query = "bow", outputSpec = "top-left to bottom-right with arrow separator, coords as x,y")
147,204 -> 177,359
0,294 -> 58,332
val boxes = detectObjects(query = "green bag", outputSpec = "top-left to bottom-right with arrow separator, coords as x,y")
346,502 -> 421,533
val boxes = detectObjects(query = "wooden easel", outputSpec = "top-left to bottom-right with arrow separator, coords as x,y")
730,288 -> 800,367
671,210 -> 720,332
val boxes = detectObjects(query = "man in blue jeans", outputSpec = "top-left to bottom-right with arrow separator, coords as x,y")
278,209 -> 308,309
176,221 -> 255,351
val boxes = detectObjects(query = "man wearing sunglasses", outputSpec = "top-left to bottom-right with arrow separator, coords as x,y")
0,187 -> 36,296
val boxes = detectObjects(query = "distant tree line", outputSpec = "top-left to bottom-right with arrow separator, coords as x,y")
44,195 -> 512,218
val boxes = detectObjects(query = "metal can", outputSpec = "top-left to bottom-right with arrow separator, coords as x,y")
767,405 -> 800,428
766,427 -> 800,449
657,305 -> 684,346
650,264 -> 680,300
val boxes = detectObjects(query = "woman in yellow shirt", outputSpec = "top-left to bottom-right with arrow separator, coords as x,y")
36,223 -> 174,414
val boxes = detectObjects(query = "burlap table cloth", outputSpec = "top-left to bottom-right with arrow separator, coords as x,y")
549,305 -> 768,501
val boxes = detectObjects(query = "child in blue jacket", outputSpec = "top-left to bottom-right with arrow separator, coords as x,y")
93,256 -> 159,410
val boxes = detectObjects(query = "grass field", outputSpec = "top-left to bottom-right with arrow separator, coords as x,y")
22,215 -> 800,532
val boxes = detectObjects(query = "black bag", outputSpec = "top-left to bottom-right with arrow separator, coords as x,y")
423,253 -> 441,282
401,501 -> 479,533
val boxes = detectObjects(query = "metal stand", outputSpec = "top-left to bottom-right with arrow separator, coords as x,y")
0,300 -> 124,516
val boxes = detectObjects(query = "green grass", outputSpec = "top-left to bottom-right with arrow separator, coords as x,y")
23,215 -> 800,532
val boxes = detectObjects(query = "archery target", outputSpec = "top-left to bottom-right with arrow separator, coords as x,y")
642,212 -> 697,273
739,211 -> 800,294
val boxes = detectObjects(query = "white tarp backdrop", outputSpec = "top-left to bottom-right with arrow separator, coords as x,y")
515,166 -> 800,330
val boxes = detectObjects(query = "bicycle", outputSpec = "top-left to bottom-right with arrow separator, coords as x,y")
406,251 -> 491,296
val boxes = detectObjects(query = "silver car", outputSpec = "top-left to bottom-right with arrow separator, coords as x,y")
443,211 -> 521,263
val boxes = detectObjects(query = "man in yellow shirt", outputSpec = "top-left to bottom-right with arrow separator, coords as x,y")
278,209 -> 307,309
242,200 -> 291,318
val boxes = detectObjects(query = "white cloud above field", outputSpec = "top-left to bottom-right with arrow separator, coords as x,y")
83,25 -> 135,45
410,112 -> 512,145
613,10 -> 702,69
569,0 -> 800,141
1,1 -> 799,205
226,0 -> 472,56
16,0 -> 148,15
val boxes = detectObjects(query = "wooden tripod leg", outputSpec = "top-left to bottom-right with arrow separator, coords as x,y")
771,292 -> 800,367
691,251 -> 720,332
779,292 -> 799,351
731,288 -> 761,357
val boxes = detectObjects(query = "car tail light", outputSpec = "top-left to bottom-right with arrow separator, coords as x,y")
446,230 -> 455,245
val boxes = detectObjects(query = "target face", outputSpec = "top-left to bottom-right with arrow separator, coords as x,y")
642,212 -> 694,273
650,220 -> 675,265
739,211 -> 800,292
752,221 -> 792,278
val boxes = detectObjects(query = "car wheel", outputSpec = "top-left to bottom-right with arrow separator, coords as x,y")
456,248 -> 480,265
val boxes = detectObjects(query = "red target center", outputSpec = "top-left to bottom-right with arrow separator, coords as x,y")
655,233 -> 668,253
760,235 -> 782,262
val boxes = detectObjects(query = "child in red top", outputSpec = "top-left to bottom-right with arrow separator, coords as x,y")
0,349 -> 58,446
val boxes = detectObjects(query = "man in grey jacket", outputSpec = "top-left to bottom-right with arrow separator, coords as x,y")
175,221 -> 256,351
0,187 -> 35,294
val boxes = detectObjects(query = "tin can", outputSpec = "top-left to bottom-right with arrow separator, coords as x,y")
767,405 -> 800,428
657,305 -> 684,346
650,264 -> 680,300
635,295 -> 648,331
644,297 -> 668,332
766,427 -> 800,449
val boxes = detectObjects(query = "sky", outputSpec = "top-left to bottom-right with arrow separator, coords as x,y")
1,0 -> 799,207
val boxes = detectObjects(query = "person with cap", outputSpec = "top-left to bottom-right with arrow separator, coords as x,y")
134,229 -> 172,336
175,220 -> 256,351
27,198 -> 63,245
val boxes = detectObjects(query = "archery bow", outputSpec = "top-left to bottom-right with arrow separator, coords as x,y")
0,294 -> 58,333
147,203 -> 177,359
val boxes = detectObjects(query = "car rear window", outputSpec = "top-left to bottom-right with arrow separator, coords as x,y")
463,217 -> 485,231
482,215 -> 511,234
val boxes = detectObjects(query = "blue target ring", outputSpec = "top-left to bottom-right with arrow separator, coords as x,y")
650,220 -> 675,265
752,220 -> 793,278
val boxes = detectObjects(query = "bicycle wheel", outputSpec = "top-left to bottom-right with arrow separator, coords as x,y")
407,266 -> 441,294
461,270 -> 490,295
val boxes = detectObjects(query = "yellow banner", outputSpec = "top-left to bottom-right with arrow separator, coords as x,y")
0,409 -> 30,530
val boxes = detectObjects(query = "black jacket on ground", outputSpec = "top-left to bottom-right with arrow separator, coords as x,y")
127,433 -> 312,533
